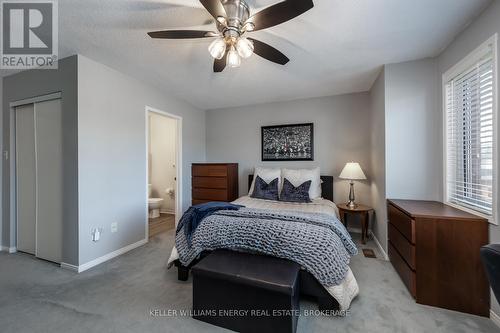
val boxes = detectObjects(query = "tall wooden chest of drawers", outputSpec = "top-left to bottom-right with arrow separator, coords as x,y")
387,199 -> 489,317
192,164 -> 239,205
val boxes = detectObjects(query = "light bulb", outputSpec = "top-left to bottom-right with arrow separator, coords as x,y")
227,46 -> 241,68
236,37 -> 254,58
208,38 -> 226,59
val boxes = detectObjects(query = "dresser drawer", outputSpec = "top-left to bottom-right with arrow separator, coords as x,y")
192,188 -> 228,201
389,242 -> 416,298
193,176 -> 227,189
389,223 -> 416,270
388,204 -> 415,243
192,165 -> 228,177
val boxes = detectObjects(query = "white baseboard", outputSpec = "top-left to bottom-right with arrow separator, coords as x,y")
160,209 -> 175,215
76,239 -> 148,273
491,310 -> 500,328
60,262 -> 79,272
347,227 -> 389,260
371,232 -> 389,261
1,246 -> 16,253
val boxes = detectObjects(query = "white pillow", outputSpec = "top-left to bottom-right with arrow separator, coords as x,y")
249,167 -> 281,196
282,167 -> 322,199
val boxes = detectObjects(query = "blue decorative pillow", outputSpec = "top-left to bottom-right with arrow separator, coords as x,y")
280,178 -> 312,203
251,176 -> 279,201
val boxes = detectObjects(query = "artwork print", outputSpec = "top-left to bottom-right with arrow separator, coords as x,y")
261,123 -> 314,161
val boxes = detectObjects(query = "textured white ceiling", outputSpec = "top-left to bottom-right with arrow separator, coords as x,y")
2,0 -> 492,109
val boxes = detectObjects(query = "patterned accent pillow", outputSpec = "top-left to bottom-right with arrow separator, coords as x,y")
251,176 -> 279,201
280,178 -> 312,203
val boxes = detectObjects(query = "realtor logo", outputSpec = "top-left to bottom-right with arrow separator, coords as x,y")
1,0 -> 58,69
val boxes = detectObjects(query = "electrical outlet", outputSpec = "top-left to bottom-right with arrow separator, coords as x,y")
111,222 -> 118,233
91,228 -> 101,242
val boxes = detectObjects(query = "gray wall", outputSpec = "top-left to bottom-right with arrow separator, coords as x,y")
384,58 -> 441,200
437,0 -> 500,316
0,77 -> 2,249
2,56 -> 79,264
369,69 -> 387,253
205,94 -> 373,218
77,55 -> 206,265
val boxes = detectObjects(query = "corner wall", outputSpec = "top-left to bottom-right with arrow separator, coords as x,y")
0,77 -> 3,250
77,55 -> 206,265
384,58 -> 441,201
369,69 -> 387,253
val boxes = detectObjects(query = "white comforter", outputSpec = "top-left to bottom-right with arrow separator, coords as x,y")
168,196 -> 359,311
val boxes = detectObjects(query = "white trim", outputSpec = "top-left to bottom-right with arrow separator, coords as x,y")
442,33 -> 498,225
2,246 -> 17,253
371,231 -> 389,261
491,310 -> 500,329
443,35 -> 497,82
160,209 -> 175,215
145,106 -> 183,233
0,246 -> 14,252
60,262 -> 79,272
9,92 -> 62,108
76,239 -> 147,273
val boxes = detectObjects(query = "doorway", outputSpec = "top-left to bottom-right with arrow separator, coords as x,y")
146,106 -> 182,239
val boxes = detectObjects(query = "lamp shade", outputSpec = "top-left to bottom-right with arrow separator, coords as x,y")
339,162 -> 367,180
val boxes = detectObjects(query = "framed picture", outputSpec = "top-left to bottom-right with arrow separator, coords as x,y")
261,123 -> 314,161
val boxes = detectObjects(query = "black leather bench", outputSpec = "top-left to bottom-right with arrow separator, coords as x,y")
192,250 -> 300,333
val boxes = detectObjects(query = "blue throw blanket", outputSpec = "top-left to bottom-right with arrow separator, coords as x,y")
176,202 -> 243,245
175,207 -> 357,286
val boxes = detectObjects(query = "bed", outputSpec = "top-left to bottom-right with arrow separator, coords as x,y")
168,175 -> 359,311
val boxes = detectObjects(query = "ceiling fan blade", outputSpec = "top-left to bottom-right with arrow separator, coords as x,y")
199,0 -> 227,21
246,0 -> 314,32
248,38 -> 289,65
213,50 -> 228,72
148,30 -> 219,39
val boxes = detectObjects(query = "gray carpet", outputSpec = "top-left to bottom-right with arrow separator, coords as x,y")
0,230 -> 497,333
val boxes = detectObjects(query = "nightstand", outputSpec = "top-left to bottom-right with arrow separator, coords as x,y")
337,203 -> 373,244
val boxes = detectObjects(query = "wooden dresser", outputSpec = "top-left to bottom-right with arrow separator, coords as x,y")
387,199 -> 489,317
192,164 -> 239,205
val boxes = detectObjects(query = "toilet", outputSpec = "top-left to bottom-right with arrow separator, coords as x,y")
148,184 -> 164,219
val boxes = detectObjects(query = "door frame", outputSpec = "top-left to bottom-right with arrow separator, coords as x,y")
145,106 -> 183,238
9,92 -> 62,253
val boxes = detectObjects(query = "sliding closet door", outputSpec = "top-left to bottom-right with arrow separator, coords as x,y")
16,104 -> 36,255
35,99 -> 63,263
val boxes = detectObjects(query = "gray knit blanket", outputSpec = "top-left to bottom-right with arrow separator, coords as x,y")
175,207 -> 357,286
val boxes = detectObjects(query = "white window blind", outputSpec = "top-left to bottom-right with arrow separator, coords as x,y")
445,46 -> 495,217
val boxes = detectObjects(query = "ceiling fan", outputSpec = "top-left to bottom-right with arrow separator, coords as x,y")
147,0 -> 314,72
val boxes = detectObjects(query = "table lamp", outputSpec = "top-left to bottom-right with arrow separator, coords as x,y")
339,162 -> 367,208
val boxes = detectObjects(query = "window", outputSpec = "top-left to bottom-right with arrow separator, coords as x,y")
444,35 -> 497,222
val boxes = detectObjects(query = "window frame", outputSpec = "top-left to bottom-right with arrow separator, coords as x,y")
442,34 -> 498,225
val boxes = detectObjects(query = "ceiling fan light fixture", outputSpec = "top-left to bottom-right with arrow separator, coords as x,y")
208,38 -> 227,59
227,46 -> 241,68
216,16 -> 227,26
236,37 -> 254,58
242,22 -> 255,32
